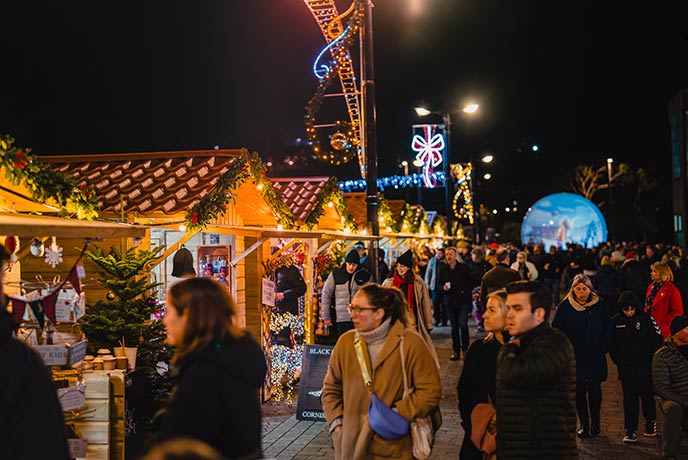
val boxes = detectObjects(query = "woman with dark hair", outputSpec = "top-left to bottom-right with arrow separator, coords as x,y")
645,261 -> 683,338
148,277 -> 267,460
322,283 -> 441,460
553,274 -> 612,439
457,289 -> 509,460
382,250 -> 438,367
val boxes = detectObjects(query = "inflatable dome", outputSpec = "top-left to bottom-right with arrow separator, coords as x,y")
521,193 -> 608,248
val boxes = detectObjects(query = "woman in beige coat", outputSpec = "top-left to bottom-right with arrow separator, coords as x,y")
382,250 -> 439,368
322,284 -> 442,460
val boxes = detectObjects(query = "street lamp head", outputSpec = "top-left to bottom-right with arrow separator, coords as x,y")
607,157 -> 614,164
462,103 -> 480,114
481,154 -> 494,164
401,160 -> 408,167
483,173 -> 492,180
412,159 -> 424,168
414,107 -> 431,117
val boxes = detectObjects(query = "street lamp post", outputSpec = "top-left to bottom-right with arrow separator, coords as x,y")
607,157 -> 613,239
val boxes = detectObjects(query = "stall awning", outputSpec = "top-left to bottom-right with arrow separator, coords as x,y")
0,214 -> 147,238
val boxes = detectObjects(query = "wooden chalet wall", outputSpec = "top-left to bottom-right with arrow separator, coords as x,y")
242,236 -> 266,340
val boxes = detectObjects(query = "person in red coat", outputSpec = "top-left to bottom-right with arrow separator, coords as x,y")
645,261 -> 683,338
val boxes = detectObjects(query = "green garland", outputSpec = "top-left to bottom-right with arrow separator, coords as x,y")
185,150 -> 294,232
0,134 -> 99,219
303,177 -> 357,231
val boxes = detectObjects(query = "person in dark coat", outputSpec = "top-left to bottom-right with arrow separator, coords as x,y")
593,255 -> 619,309
458,289 -> 508,460
498,280 -> 577,460
542,245 -> 565,306
438,246 -> 473,360
274,265 -> 307,347
619,252 -> 650,304
652,316 -> 688,460
610,291 -> 663,443
552,274 -> 612,438
479,248 -> 521,314
149,278 -> 267,460
0,247 -> 70,460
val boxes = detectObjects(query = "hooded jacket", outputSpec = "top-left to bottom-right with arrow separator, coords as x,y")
0,310 -> 69,460
610,307 -> 662,381
150,332 -> 267,460
653,336 -> 688,407
552,293 -> 612,383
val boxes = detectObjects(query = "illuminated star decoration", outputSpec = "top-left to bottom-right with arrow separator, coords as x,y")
411,125 -> 445,188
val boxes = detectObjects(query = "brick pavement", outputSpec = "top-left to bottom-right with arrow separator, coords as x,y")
261,324 -> 688,460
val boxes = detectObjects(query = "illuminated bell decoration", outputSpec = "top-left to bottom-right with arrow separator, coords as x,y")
330,132 -> 350,151
106,291 -> 116,301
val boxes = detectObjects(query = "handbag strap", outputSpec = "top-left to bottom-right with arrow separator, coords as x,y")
399,334 -> 410,398
353,331 -> 374,391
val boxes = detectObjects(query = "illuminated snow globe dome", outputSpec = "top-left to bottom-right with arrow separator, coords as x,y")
521,193 -> 608,248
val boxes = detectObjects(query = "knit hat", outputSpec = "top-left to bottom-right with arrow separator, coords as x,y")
617,291 -> 642,310
396,250 -> 414,268
670,316 -> 688,336
171,247 -> 196,278
571,273 -> 593,291
625,251 -> 636,260
345,250 -> 361,265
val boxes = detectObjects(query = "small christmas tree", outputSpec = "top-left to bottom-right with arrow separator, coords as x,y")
81,245 -> 172,426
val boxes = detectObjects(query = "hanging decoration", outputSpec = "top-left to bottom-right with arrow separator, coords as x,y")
411,124 -> 445,188
302,177 -> 357,232
184,149 -> 293,232
303,1 -> 365,175
44,236 -> 64,268
30,238 -> 45,257
338,171 -> 446,193
0,134 -> 99,219
451,163 -> 474,224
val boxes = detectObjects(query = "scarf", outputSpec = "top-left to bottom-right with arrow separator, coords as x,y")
567,292 -> 600,312
392,273 -> 415,314
645,281 -> 663,313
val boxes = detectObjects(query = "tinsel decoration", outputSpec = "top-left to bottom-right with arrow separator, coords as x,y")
269,344 -> 305,403
184,149 -> 294,232
0,134 -> 99,219
304,2 -> 365,173
269,312 -> 306,336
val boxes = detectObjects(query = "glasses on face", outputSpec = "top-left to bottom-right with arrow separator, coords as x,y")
346,304 -> 379,315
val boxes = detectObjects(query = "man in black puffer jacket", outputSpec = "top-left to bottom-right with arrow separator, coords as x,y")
497,280 -> 578,460
653,315 -> 688,460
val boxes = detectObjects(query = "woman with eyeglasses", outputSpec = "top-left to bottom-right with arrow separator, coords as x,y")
382,249 -> 439,367
321,283 -> 442,460
645,261 -> 683,338
610,291 -> 663,443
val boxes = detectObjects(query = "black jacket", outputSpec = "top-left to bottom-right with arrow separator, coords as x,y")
457,335 -> 505,460
593,265 -> 619,307
653,337 -> 688,407
438,260 -> 472,305
619,260 -> 650,304
150,332 -> 268,460
275,265 -> 307,314
610,310 -> 662,381
479,264 -> 521,312
0,311 -> 69,460
496,323 -> 578,460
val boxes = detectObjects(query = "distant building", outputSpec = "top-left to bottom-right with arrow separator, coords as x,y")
670,90 -> 688,248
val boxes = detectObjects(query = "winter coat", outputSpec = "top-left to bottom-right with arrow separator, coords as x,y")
552,294 -> 612,383
0,311 -> 69,460
653,337 -> 688,407
496,322 -> 578,460
424,257 -> 442,291
610,310 -> 662,381
322,320 -> 442,460
457,335 -> 504,460
645,281 -> 683,338
382,275 -> 439,368
275,265 -> 307,314
619,260 -> 650,304
510,260 -> 539,281
479,264 -> 521,313
438,260 -> 473,306
321,265 -> 372,323
593,265 -> 619,307
150,332 -> 267,460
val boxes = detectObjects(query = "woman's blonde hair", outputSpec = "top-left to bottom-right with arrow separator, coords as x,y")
166,277 -> 241,363
484,289 -> 508,342
651,261 -> 674,282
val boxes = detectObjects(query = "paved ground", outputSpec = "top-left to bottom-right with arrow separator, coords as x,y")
261,323 -> 687,460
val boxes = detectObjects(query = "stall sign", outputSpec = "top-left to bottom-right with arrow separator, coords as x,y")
68,340 -> 88,365
262,278 -> 275,307
296,345 -> 334,421
57,385 -> 86,411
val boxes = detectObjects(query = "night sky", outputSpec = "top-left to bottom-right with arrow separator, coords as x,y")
3,1 -> 687,232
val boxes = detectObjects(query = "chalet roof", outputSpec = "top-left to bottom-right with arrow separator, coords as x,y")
270,177 -> 330,224
42,150 -> 244,217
